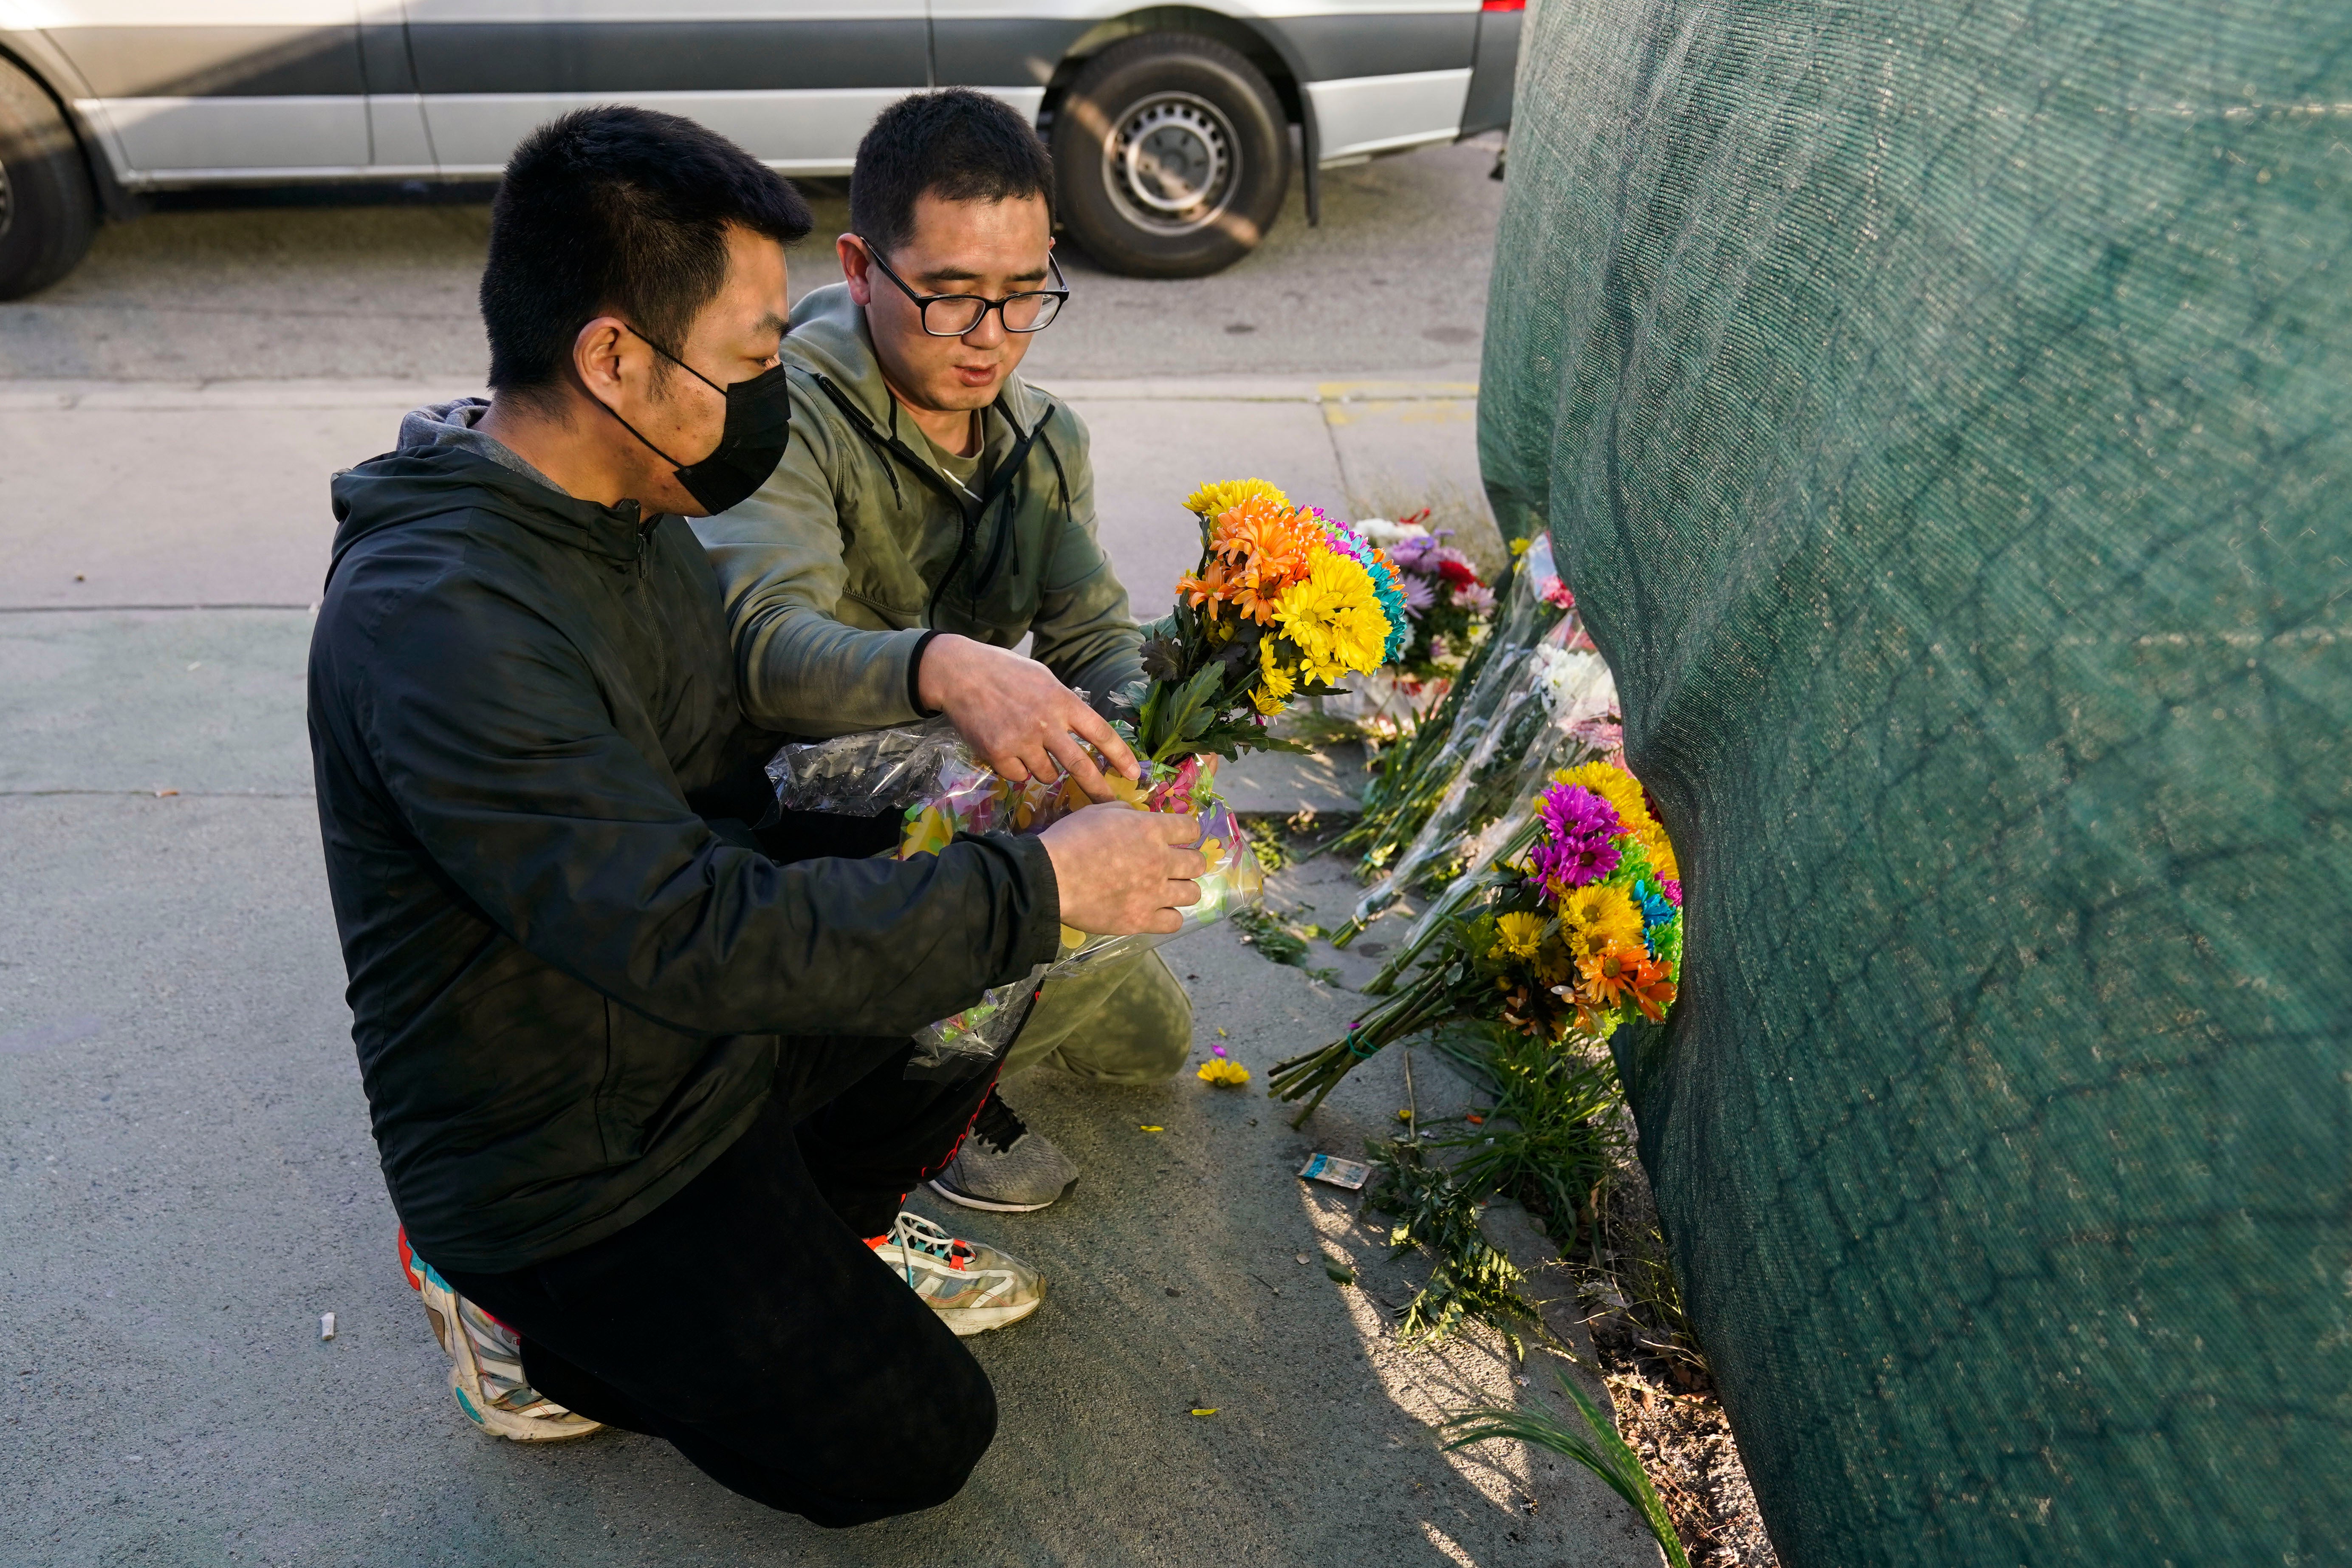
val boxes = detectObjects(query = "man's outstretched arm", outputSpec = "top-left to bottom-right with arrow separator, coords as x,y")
342,576 -> 1053,1040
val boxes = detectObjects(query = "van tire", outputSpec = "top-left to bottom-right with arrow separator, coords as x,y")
0,57 -> 98,299
1050,34 -> 1288,279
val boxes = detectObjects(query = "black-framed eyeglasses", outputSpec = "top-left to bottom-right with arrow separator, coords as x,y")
859,243 -> 1068,336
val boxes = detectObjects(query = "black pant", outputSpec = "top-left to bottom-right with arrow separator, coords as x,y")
443,1035 -> 1000,1528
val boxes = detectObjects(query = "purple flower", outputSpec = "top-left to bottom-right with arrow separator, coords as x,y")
1389,534 -> 1440,572
1400,574 -> 1437,613
1660,878 -> 1682,907
1529,783 -> 1622,892
1457,582 -> 1496,616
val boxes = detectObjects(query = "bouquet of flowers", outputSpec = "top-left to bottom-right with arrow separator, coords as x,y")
1333,531 -> 1582,875
1122,479 -> 1411,761
770,721 -> 1265,1070
1267,756 -> 1683,1121
1363,511 -> 1496,685
770,477 -> 1408,1068
1319,511 -> 1498,738
1329,616 -> 1617,947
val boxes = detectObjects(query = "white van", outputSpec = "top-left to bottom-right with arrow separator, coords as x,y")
0,1 -> 1522,296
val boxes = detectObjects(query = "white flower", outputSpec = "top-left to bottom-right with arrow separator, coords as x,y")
1532,644 -> 1585,712
1531,643 -> 1616,725
1355,517 -> 1431,547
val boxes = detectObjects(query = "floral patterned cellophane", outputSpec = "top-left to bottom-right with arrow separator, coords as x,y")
768,725 -> 1265,1066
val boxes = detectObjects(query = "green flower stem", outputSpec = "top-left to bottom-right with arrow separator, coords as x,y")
1363,814 -> 1543,994
1266,966 -> 1476,1125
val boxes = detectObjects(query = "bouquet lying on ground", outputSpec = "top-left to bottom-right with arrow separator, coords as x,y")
1334,531 -> 1584,877
770,477 -> 1408,1068
1324,511 -> 1497,737
1362,511 -> 1495,686
1330,619 -> 1616,946
1268,755 -> 1683,1121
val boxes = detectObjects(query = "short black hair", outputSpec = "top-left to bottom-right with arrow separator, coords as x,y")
849,88 -> 1053,259
482,106 -> 813,403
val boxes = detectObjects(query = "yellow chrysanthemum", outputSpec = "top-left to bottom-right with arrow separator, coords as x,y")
1260,639 -> 1298,695
1489,911 -> 1546,963
1275,552 -> 1391,682
1648,834 -> 1680,884
1185,477 -> 1291,518
1558,883 -> 1644,960
1197,1056 -> 1251,1087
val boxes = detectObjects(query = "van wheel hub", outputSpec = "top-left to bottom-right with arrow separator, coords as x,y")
1108,94 -> 1235,233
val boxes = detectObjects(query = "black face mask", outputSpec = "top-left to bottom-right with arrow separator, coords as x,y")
598,325 -> 791,515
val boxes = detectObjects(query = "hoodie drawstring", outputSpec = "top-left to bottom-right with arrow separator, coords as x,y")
807,373 -> 1067,625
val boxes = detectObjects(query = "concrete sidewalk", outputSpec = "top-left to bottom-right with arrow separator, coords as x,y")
0,373 -> 1653,1567
0,371 -> 1490,618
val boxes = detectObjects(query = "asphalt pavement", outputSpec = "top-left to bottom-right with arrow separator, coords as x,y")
0,135 -> 1657,1568
0,138 -> 1506,384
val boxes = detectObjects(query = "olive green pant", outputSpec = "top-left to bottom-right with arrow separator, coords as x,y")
999,946 -> 1193,1085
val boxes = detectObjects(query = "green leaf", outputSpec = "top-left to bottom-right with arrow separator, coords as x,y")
1442,1371 -> 1691,1568
1138,638 -> 1184,683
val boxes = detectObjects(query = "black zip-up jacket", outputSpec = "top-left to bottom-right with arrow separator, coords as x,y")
308,435 -> 1060,1272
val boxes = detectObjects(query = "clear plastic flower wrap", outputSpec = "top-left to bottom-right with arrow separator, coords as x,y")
768,726 -> 1266,1068
1332,532 -> 1582,879
1331,618 -> 1620,944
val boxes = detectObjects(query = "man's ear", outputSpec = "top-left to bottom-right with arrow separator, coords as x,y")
572,316 -> 633,403
837,235 -> 874,308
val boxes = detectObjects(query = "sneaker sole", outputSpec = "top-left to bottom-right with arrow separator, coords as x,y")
926,1175 -> 1077,1215
937,1283 -> 1047,1337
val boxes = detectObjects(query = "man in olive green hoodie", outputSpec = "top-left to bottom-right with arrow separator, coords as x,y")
695,90 -> 1192,1214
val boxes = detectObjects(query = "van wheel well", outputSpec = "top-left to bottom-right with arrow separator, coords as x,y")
1037,7 -> 1302,135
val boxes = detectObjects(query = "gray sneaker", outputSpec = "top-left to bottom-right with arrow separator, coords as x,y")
929,1089 -> 1080,1213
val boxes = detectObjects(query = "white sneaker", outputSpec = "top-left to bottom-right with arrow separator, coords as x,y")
865,1211 -> 1045,1336
399,1227 -> 602,1442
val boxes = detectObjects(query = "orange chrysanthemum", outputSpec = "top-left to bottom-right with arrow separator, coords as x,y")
1177,495 -> 1323,624
1577,944 -> 1646,1011
1631,958 -> 1677,1022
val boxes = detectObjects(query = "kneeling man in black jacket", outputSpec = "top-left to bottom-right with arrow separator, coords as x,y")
307,106 -> 1201,1527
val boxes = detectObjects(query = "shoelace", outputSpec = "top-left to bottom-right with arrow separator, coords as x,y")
971,1088 -> 1028,1155
874,1211 -> 974,1288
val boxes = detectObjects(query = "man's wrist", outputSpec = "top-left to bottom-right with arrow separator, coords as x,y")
913,630 -> 966,714
907,629 -> 946,718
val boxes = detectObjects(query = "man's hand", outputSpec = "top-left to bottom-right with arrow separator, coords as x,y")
917,634 -> 1142,799
1038,805 -> 1206,935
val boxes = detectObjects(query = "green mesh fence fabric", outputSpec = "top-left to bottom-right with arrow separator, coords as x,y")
1478,2 -> 2349,1562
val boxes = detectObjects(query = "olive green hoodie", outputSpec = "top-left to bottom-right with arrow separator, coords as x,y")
694,283 -> 1144,737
